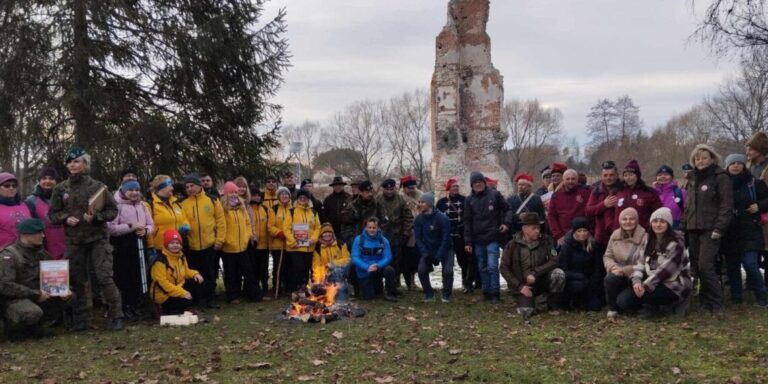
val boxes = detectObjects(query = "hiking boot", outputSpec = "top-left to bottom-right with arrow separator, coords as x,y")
423,294 -> 435,303
482,292 -> 492,302
607,310 -> 618,320
639,305 -> 658,320
71,320 -> 89,332
517,307 -> 534,320
110,317 -> 125,331
205,299 -> 221,309
383,293 -> 399,302
462,287 -> 473,294
441,294 -> 450,303
489,293 -> 500,304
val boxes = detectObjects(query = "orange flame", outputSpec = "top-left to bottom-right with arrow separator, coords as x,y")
286,281 -> 342,319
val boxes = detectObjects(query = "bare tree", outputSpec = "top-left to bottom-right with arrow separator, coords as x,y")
501,99 -> 563,177
703,48 -> 768,142
693,0 -> 768,55
586,98 -> 616,147
386,89 -> 432,190
613,95 -> 643,146
324,100 -> 392,181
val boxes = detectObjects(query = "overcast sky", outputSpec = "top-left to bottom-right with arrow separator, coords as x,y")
262,0 -> 737,144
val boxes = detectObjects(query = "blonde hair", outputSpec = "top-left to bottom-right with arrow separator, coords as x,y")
689,144 -> 723,166
233,176 -> 251,201
150,174 -> 171,192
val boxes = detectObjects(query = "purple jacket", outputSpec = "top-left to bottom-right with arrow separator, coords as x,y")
26,186 -> 66,259
108,191 -> 155,237
655,181 -> 687,226
0,195 -> 31,249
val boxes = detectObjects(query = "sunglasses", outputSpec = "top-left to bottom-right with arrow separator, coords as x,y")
0,183 -> 17,189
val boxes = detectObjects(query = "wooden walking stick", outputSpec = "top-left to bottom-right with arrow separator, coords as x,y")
274,248 -> 284,299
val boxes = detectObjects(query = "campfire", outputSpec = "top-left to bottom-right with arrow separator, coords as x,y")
284,282 -> 366,323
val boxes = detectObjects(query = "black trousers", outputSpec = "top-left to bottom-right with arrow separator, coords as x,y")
401,246 -> 419,288
111,234 -> 144,310
593,242 -> 608,306
389,239 -> 405,287
452,235 -> 480,289
162,297 -> 193,315
185,247 -> 216,305
605,273 -> 641,312
251,248 -> 270,293
688,230 -> 724,311
221,251 -> 260,302
287,251 -> 312,291
359,265 -> 397,300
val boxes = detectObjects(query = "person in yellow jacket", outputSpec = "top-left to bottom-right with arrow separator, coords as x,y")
267,187 -> 292,294
220,182 -> 260,303
147,175 -> 190,253
312,223 -> 351,301
249,188 -> 270,295
150,229 -> 204,315
284,189 -> 321,291
180,174 -> 226,309
263,175 -> 279,208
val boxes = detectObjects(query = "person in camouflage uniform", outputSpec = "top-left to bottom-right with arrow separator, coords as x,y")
1,219 -> 71,340
376,179 -> 414,291
48,148 -> 125,331
400,176 -> 422,290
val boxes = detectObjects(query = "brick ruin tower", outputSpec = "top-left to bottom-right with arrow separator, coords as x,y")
430,0 -> 511,194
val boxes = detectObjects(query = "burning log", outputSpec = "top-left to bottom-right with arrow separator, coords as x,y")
283,281 -> 366,323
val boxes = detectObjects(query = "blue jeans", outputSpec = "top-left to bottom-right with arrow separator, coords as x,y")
726,251 -> 767,304
474,242 -> 500,294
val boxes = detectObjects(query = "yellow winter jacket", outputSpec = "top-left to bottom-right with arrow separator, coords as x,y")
150,249 -> 199,304
250,202 -> 269,250
268,202 -> 292,250
263,189 -> 279,209
148,193 -> 190,250
312,241 -> 350,283
222,202 -> 253,254
181,192 -> 226,251
283,204 -> 320,253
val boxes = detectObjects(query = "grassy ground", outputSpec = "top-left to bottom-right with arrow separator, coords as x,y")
1,291 -> 767,384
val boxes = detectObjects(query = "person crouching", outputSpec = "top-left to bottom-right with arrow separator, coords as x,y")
312,224 -> 351,302
351,217 -> 398,302
500,212 -> 565,319
150,229 -> 204,315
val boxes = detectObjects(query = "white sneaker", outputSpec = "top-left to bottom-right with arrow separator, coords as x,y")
607,310 -> 618,319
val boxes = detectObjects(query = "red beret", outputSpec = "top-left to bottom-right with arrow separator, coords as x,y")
400,175 -> 417,187
514,173 -> 534,184
485,177 -> 498,186
551,162 -> 568,174
444,178 -> 458,191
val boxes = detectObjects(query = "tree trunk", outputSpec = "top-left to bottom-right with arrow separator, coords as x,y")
71,0 -> 94,147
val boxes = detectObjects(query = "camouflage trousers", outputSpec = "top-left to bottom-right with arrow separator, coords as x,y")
3,297 -> 70,327
67,239 -> 124,321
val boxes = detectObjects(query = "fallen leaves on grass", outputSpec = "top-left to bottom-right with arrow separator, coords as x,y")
373,376 -> 394,383
332,331 -> 343,339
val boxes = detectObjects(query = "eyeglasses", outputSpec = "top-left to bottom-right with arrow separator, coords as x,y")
266,180 -> 277,184
0,183 -> 17,189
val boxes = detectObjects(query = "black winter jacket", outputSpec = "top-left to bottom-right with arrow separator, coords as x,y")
463,187 -> 509,246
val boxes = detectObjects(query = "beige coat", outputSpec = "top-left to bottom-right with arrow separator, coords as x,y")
603,226 -> 647,277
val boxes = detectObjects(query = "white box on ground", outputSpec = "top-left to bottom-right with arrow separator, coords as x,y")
160,312 -> 199,326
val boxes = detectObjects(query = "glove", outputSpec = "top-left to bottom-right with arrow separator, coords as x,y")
179,224 -> 190,235
276,231 -> 286,240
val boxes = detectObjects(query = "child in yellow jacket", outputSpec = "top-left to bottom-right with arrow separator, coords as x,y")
284,189 -> 320,291
220,182 -> 260,303
312,223 -> 351,302
150,229 -> 204,314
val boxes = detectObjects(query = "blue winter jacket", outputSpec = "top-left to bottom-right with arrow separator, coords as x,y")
414,210 -> 452,264
351,229 -> 392,279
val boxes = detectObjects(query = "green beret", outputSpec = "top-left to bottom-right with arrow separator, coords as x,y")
66,147 -> 87,164
16,218 -> 45,234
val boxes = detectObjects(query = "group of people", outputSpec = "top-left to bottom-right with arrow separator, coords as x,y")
2,131 -> 768,340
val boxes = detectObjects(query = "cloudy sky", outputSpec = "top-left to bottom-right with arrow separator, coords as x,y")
262,0 -> 737,144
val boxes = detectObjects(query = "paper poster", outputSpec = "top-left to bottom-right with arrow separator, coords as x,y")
40,260 -> 70,296
293,223 -> 310,247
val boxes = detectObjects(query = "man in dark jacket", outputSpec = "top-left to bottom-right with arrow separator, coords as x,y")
48,148 -> 125,331
500,212 -> 565,319
415,192 -> 453,302
376,179 -> 414,291
1,219 -> 72,340
506,173 -> 546,236
463,171 -> 509,303
535,166 -> 551,196
324,176 -> 352,242
437,178 -> 479,293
